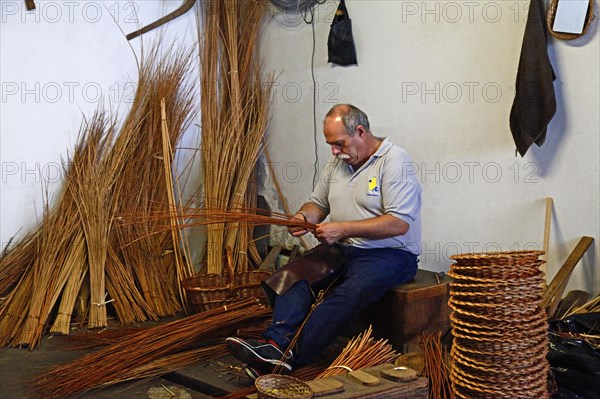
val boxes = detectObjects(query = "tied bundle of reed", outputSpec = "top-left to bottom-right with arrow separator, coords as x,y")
120,205 -> 315,236
0,111 -> 110,348
199,0 -> 272,274
68,113 -> 118,329
33,299 -> 270,398
316,325 -> 399,379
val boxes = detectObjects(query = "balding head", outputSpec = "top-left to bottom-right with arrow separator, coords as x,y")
325,104 -> 370,137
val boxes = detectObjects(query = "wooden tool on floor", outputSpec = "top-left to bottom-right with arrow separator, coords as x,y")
543,236 -> 594,319
348,370 -> 380,386
380,366 -> 418,383
306,379 -> 345,397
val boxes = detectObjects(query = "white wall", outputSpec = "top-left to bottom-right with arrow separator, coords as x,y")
258,0 -> 599,295
1,1 -> 598,295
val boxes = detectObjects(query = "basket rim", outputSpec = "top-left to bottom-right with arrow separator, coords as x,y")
449,250 -> 544,260
447,270 -> 545,285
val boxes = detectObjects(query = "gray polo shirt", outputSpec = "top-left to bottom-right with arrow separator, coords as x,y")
309,137 -> 422,255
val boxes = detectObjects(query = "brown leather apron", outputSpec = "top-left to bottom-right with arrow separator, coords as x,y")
261,244 -> 345,307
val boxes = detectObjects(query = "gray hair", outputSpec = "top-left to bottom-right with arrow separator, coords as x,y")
325,104 -> 370,136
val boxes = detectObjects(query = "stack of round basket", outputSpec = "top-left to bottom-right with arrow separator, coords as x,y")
448,250 -> 549,399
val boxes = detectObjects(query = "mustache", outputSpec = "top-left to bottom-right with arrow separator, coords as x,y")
336,153 -> 351,160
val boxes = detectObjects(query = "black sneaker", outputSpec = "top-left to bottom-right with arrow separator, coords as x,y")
225,337 -> 293,373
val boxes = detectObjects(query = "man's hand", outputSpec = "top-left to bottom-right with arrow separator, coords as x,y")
313,222 -> 348,245
287,204 -> 327,238
288,214 -> 310,237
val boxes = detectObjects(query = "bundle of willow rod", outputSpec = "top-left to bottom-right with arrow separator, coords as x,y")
316,325 -> 399,379
118,205 -> 316,237
33,299 -> 269,398
199,0 -> 272,274
0,111 -> 109,348
0,229 -> 39,298
111,44 -> 196,318
68,112 -> 118,329
54,326 -> 147,351
161,98 -> 194,310
95,343 -> 227,389
419,331 -> 454,399
1,43 -> 198,346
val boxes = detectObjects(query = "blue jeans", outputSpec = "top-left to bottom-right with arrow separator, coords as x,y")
263,245 -> 418,365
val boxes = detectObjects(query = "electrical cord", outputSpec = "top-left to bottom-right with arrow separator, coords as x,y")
310,5 -> 319,189
270,0 -> 327,189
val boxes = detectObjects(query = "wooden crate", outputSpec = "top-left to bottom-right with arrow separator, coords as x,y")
355,269 -> 452,352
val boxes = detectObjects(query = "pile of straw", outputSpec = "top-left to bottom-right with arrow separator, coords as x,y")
0,43 -> 197,348
448,250 -> 550,399
33,299 -> 270,398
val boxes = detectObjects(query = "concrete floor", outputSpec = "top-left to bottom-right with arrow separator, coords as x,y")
0,333 -> 253,399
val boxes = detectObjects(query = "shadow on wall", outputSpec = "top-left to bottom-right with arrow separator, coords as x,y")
530,13 -> 598,177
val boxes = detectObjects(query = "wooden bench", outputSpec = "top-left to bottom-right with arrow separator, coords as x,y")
349,269 -> 452,352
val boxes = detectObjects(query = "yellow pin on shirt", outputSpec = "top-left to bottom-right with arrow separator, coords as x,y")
368,178 -> 377,191
368,177 -> 379,196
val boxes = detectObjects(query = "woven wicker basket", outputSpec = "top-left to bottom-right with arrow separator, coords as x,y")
448,249 -> 550,398
450,260 -> 544,280
547,0 -> 595,40
183,270 -> 271,313
255,374 -> 314,399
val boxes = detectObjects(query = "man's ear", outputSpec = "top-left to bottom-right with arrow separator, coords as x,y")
356,125 -> 366,137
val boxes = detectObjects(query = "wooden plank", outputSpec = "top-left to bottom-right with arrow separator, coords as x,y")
348,370 -> 380,386
543,236 -> 594,318
306,379 -> 345,397
541,197 -> 553,289
380,367 -> 418,382
259,245 -> 283,271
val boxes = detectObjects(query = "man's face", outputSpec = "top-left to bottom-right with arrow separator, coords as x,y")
323,116 -> 364,167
